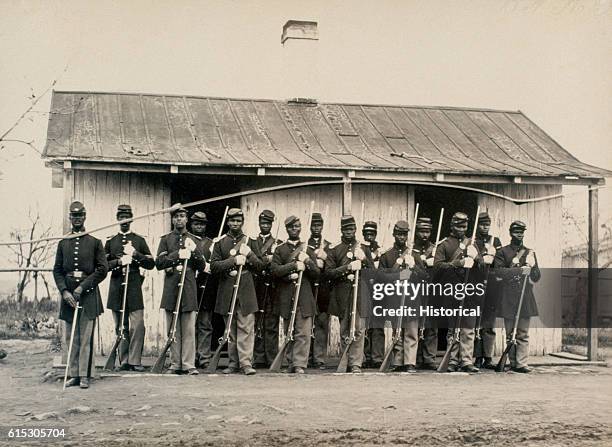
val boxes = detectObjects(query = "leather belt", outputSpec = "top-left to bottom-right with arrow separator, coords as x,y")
66,271 -> 83,278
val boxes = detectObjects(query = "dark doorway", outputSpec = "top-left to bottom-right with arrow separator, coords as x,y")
414,185 -> 478,351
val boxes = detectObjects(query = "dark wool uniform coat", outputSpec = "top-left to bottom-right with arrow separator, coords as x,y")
473,234 -> 503,315
53,232 -> 108,322
433,235 -> 480,307
325,239 -> 375,320
270,240 -> 320,320
210,232 -> 264,316
251,234 -> 283,315
493,244 -> 541,319
307,236 -> 332,313
194,235 -> 214,310
155,230 -> 206,312
104,232 -> 155,312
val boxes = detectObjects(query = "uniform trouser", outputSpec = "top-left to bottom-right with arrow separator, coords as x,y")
504,317 -> 530,368
196,309 -> 213,362
112,309 -> 145,366
447,315 -> 477,367
393,319 -> 419,366
474,310 -> 497,359
164,310 -> 197,371
65,310 -> 94,378
253,311 -> 279,365
365,328 -> 386,364
283,312 -> 312,369
224,303 -> 255,369
311,312 -> 328,364
339,311 -> 366,368
418,328 -> 438,365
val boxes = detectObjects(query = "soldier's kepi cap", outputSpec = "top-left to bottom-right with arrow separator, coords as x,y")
171,205 -> 188,216
116,204 -> 133,217
69,201 -> 86,215
259,209 -> 275,223
416,217 -> 432,230
340,215 -> 356,229
509,220 -> 527,232
363,221 -> 377,232
191,211 -> 208,223
478,211 -> 491,224
284,215 -> 300,227
451,212 -> 469,225
227,208 -> 244,219
393,220 -> 410,233
311,212 -> 323,224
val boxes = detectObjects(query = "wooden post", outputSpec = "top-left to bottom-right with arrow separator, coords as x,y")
342,177 -> 352,215
587,186 -> 599,360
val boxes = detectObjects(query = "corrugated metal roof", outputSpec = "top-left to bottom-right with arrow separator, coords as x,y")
42,91 -> 611,180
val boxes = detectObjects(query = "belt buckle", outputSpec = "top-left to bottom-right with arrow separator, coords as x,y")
73,271 -> 83,278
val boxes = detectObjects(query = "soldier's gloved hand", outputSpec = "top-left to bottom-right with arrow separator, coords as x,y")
349,260 -> 362,271
526,252 -> 536,267
235,254 -> 246,266
204,263 -> 211,274
266,254 -> 273,262
297,252 -> 309,262
73,286 -> 83,301
521,265 -> 532,275
296,261 -> 306,272
239,244 -> 251,256
463,257 -> 475,269
316,258 -> 324,269
483,254 -> 494,265
354,247 -> 366,261
404,255 -> 415,269
316,248 -> 327,261
425,257 -> 434,267
123,242 -> 135,256
289,273 -> 299,281
120,254 -> 133,266
62,290 -> 77,308
486,244 -> 497,256
466,244 -> 479,259
179,248 -> 191,259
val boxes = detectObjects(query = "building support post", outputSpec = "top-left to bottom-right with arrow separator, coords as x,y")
342,176 -> 352,215
587,186 -> 599,360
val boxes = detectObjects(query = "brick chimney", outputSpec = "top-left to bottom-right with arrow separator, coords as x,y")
281,20 -> 319,103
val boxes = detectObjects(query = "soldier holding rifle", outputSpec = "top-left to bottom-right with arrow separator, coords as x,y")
54,201 -> 108,389
155,207 -> 205,375
104,204 -> 155,371
211,208 -> 264,375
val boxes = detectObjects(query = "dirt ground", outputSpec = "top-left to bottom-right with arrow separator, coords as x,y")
0,339 -> 611,446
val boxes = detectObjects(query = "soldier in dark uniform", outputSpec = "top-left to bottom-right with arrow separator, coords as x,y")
190,212 -> 214,369
361,221 -> 385,369
472,211 -> 502,369
308,212 -> 331,370
325,215 -> 375,373
211,208 -> 264,375
270,215 -> 320,374
53,201 -> 108,389
155,207 -> 205,375
433,212 -> 480,373
494,220 -> 541,373
412,217 -> 439,370
252,210 -> 282,369
104,204 -> 155,371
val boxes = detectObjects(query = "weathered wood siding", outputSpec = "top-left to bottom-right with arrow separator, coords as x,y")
64,169 -> 171,355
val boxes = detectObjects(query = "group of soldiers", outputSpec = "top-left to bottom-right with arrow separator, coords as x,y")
53,200 -> 540,389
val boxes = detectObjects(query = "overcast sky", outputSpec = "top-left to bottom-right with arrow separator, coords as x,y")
1,0 -> 610,249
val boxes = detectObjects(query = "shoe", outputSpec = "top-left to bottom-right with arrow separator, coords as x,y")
195,359 -> 209,369
405,365 -> 417,373
79,377 -> 90,389
474,357 -> 484,368
482,358 -> 495,370
187,368 -> 199,375
253,362 -> 268,369
419,363 -> 438,371
119,363 -> 132,371
391,365 -> 407,372
293,366 -> 305,374
242,366 -> 256,376
371,362 -> 382,369
132,365 -> 145,372
313,362 -> 326,370
446,364 -> 458,373
65,377 -> 80,387
460,364 -> 480,373
511,366 -> 532,374
350,366 -> 362,374
222,367 -> 239,375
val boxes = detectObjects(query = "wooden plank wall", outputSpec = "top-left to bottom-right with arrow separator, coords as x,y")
478,183 -> 563,355
70,170 -> 171,355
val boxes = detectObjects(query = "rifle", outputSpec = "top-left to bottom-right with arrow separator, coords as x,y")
496,254 -> 531,372
104,264 -> 130,370
152,256 -> 190,373
269,200 -> 314,372
419,208 -> 444,341
337,267 -> 360,373
379,203 -> 420,372
207,235 -> 248,372
438,205 -> 480,373
63,304 -> 82,391
256,218 -> 281,339
311,203 -> 329,338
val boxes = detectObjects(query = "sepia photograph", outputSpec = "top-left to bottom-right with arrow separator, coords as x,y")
0,1 -> 611,445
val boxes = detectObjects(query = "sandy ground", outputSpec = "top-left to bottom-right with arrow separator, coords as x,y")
0,339 -> 611,446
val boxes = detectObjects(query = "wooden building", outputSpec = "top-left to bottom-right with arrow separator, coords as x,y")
42,90 -> 610,356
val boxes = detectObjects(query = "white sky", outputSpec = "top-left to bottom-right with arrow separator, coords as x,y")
1,0 -> 611,252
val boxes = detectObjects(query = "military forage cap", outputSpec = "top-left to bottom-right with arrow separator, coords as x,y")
284,215 -> 300,227
451,212 -> 469,225
311,212 -> 323,224
478,211 -> 491,224
259,209 -> 275,223
393,220 -> 410,233
340,215 -> 356,229
69,201 -> 86,215
363,221 -> 378,232
416,217 -> 432,230
510,220 -> 527,232
171,205 -> 188,216
191,211 -> 208,223
227,208 -> 244,218
116,204 -> 133,217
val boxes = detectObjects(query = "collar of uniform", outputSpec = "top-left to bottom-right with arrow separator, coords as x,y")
172,228 -> 188,237
510,242 -> 523,250
413,240 -> 428,250
341,236 -> 356,245
310,236 -> 320,243
119,230 -> 132,236
71,229 -> 86,235
477,233 -> 490,242
227,231 -> 244,241
286,238 -> 300,247
259,233 -> 271,240
394,242 -> 407,251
